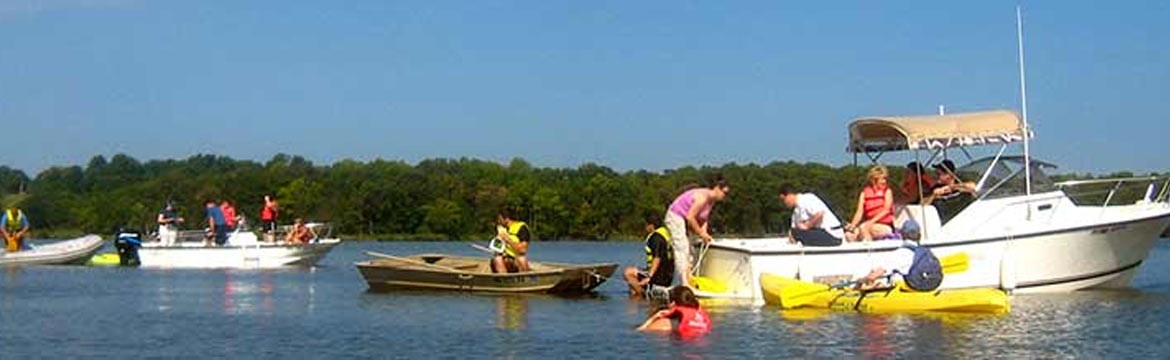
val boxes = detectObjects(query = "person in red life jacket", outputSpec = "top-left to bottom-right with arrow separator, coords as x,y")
220,199 -> 238,230
845,165 -> 895,241
261,195 -> 279,242
899,162 -> 935,205
637,286 -> 712,338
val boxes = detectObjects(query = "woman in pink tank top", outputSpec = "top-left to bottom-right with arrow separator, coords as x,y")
664,177 -> 730,287
846,165 -> 894,241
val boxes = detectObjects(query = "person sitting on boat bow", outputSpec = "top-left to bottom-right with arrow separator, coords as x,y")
285,218 -> 317,244
845,165 -> 895,241
2,206 -> 31,253
491,208 -> 531,273
636,286 -> 711,338
623,215 -> 675,299
779,184 -> 845,247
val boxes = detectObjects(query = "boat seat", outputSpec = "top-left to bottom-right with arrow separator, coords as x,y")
894,205 -> 943,242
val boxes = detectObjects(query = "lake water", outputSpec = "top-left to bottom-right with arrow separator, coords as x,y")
3,239 -> 1170,358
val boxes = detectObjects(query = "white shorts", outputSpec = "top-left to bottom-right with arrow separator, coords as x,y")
664,212 -> 692,282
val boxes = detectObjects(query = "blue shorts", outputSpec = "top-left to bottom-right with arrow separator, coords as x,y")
214,225 -> 229,245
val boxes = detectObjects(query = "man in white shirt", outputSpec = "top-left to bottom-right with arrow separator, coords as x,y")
779,185 -> 844,246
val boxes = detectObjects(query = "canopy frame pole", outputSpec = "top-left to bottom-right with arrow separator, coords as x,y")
1017,5 -> 1034,220
974,144 -> 1009,193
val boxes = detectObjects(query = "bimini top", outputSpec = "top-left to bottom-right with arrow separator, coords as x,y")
847,110 -> 1030,153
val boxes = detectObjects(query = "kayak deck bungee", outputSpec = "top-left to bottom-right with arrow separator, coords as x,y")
761,273 -> 1010,314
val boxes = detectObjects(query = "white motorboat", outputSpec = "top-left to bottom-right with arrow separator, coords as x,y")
0,235 -> 104,266
696,110 -> 1170,303
131,223 -> 341,269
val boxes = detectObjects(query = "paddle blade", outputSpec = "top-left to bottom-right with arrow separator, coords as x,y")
761,273 -> 830,309
692,276 -> 727,293
940,252 -> 970,275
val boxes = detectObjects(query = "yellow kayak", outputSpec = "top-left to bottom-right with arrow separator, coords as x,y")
87,252 -> 122,266
760,273 -> 1009,314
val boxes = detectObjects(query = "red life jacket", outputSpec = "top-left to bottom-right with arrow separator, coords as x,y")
862,185 -> 894,225
261,203 -> 277,221
669,305 -> 711,338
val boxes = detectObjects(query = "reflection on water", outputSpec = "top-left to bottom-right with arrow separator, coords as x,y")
495,295 -> 528,330
4,241 -> 1170,358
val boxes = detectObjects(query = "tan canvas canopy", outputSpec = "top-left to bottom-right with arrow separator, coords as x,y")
847,110 -> 1030,153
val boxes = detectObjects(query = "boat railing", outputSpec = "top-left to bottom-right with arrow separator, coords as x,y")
1054,175 -> 1170,208
151,222 -> 334,243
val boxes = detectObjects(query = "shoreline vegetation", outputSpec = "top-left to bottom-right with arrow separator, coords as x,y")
0,154 -> 1161,241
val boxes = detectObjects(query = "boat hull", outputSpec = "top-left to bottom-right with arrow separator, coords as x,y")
356,254 -> 617,295
134,239 -> 341,268
0,235 -> 104,266
760,273 -> 1010,313
697,207 -> 1170,303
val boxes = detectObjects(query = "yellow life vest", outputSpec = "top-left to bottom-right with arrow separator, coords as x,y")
4,209 -> 25,232
503,221 -> 529,258
645,226 -> 672,268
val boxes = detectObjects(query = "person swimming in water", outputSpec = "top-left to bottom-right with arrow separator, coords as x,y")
636,286 -> 712,338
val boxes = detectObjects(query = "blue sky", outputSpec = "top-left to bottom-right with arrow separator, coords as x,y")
1,1 -> 1167,175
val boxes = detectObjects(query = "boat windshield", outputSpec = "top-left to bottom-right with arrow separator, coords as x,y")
956,156 -> 1057,200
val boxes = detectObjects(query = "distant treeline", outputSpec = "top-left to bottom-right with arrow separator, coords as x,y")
0,154 -> 1158,240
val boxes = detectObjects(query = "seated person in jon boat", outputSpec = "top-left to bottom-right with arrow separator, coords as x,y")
285,218 -> 317,244
623,215 -> 675,298
2,206 -> 31,253
491,208 -> 531,273
637,286 -> 711,338
779,184 -> 844,247
845,165 -> 895,242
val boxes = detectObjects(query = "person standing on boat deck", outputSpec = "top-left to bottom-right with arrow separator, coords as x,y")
2,206 -> 30,253
779,185 -> 844,247
285,218 -> 316,244
665,177 -> 730,288
924,160 -> 977,222
623,215 -> 675,298
845,165 -> 895,242
157,202 -> 184,246
491,208 -> 531,273
204,200 -> 229,246
261,195 -> 279,242
220,200 -> 238,231
899,162 -> 935,205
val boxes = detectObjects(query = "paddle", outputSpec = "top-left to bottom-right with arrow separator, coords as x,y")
365,251 -> 454,272
776,251 -> 970,308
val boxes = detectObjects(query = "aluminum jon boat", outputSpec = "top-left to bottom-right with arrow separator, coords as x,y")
0,235 -> 104,266
356,252 -> 618,295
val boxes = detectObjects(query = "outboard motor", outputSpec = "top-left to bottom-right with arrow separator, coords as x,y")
114,228 -> 142,266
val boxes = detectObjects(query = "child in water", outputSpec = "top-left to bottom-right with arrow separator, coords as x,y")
636,286 -> 712,338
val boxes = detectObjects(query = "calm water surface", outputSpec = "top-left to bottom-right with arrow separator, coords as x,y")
3,239 -> 1170,358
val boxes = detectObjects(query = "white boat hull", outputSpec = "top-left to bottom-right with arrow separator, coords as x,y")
136,239 -> 341,269
697,202 -> 1170,304
0,235 -> 104,266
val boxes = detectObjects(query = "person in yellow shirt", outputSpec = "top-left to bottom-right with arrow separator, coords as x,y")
2,206 -> 31,252
491,208 -> 531,273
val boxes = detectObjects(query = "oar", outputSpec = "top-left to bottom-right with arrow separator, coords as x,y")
365,251 -> 454,272
777,252 -> 970,308
469,243 -> 497,254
